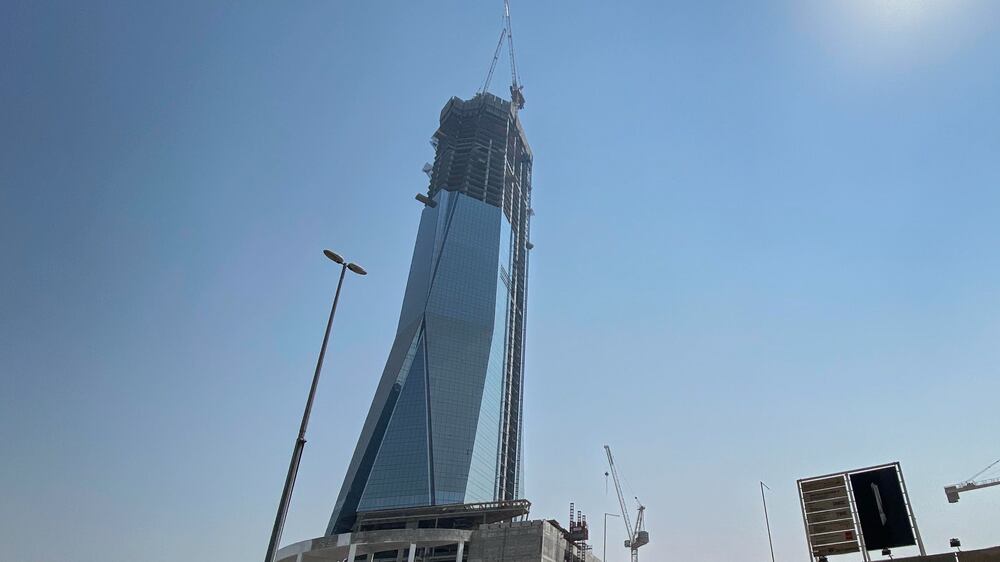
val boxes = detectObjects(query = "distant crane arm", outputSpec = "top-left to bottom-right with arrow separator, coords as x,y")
965,458 -> 1000,484
605,445 -> 634,541
945,458 -> 1000,503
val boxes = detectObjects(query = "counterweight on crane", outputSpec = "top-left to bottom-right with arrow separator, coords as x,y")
945,457 -> 1000,503
604,445 -> 649,562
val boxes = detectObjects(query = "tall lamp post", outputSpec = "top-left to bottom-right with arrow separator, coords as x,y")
263,250 -> 367,562
761,481 -> 776,562
603,512 -> 620,562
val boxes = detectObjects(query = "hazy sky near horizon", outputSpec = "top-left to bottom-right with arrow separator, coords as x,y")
3,1 -> 1000,561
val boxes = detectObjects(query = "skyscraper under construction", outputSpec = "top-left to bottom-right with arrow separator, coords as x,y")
327,91 -> 533,534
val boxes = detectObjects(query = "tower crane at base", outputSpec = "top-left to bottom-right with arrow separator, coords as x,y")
945,457 -> 1000,503
605,445 -> 649,562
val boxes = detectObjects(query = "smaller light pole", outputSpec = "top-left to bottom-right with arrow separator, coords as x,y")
761,481 -> 776,562
603,512 -> 620,562
263,249 -> 367,562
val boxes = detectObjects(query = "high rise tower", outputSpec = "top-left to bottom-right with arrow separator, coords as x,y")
327,92 -> 532,534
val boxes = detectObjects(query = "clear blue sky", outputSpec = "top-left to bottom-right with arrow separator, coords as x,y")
2,2 -> 999,561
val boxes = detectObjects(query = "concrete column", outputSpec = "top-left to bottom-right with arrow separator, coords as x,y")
347,543 -> 357,562
456,541 -> 465,562
367,554 -> 374,562
407,544 -> 416,562
295,554 -> 302,562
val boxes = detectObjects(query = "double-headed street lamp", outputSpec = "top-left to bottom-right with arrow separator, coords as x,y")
263,250 -> 367,562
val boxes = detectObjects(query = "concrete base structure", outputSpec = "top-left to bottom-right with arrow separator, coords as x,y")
888,547 -> 1000,562
275,528 -> 473,562
468,520 -> 598,562
276,520 -> 600,562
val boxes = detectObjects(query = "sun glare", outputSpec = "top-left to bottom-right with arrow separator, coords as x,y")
850,0 -> 939,31
799,0 -> 982,71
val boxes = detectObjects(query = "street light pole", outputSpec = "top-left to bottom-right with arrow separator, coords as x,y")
761,481 -> 776,562
263,250 -> 367,562
604,512 -> 620,562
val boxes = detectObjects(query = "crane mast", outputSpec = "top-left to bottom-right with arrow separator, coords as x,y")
604,445 -> 649,562
504,0 -> 524,109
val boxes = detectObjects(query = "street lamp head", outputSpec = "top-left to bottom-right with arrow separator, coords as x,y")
347,263 -> 368,276
323,250 -> 345,264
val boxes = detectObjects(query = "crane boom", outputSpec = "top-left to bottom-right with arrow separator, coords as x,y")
965,458 -> 1000,484
605,445 -> 634,540
480,28 -> 506,95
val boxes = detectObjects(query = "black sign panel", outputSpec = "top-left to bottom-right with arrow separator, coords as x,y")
849,467 -> 915,550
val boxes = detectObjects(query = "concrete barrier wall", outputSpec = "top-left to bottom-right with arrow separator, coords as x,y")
959,547 -> 1000,562
892,554 -> 955,562
891,547 -> 1000,562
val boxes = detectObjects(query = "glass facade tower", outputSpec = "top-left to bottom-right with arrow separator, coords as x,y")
327,93 -> 533,534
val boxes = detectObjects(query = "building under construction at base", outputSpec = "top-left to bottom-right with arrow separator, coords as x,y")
277,500 -> 600,562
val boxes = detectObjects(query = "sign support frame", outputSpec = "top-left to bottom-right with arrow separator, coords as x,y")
894,462 -> 926,557
798,479 -> 813,562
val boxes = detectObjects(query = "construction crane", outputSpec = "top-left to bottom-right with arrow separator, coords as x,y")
480,28 -> 506,97
480,0 -> 525,110
604,445 -> 649,562
945,457 -> 1000,503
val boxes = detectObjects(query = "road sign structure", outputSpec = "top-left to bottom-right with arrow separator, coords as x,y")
798,462 -> 926,562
